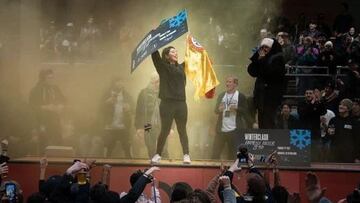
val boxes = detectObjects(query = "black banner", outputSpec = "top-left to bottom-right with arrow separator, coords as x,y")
236,129 -> 311,167
131,9 -> 188,72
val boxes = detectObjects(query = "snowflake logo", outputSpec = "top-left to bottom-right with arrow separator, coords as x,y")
169,10 -> 187,28
289,129 -> 311,149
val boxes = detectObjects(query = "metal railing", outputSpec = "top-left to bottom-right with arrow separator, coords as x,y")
285,64 -> 348,77
283,65 -> 351,99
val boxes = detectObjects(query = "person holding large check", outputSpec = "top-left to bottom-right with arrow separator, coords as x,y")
150,46 -> 191,164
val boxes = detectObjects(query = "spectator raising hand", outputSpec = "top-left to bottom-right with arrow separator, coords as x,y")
66,161 -> 89,175
39,157 -> 48,181
144,166 -> 160,178
228,159 -> 241,173
266,150 -> 279,169
219,176 -> 236,203
0,163 -> 8,176
305,172 -> 328,203
83,158 -> 96,169
247,152 -> 255,168
219,176 -> 231,188
1,139 -> 8,154
40,157 -> 48,169
101,164 -> 112,186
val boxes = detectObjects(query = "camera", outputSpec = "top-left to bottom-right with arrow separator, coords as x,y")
0,156 -> 9,165
237,146 -> 249,163
5,182 -> 16,201
144,123 -> 152,132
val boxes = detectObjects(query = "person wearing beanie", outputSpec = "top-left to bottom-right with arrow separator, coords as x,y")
324,41 -> 333,48
341,98 -> 353,110
260,38 -> 274,48
319,40 -> 337,76
248,38 -> 286,129
327,98 -> 356,162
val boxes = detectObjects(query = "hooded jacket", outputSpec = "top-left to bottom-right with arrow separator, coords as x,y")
247,39 -> 286,110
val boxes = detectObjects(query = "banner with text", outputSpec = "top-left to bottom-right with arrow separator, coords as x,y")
131,9 -> 188,72
236,129 -> 311,167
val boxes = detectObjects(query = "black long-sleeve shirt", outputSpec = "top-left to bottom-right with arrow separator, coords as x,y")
151,51 -> 186,101
298,100 -> 327,139
119,175 -> 152,203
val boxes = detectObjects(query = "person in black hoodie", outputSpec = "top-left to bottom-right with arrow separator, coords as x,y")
275,101 -> 298,129
248,38 -> 286,129
318,41 -> 337,79
29,69 -> 66,153
101,77 -> 133,158
150,46 -> 190,164
298,88 -> 327,161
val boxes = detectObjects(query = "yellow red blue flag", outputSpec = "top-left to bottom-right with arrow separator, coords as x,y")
185,34 -> 220,100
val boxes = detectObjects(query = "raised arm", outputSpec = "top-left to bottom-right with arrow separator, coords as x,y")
151,51 -> 164,74
101,164 -> 112,187
120,166 -> 160,203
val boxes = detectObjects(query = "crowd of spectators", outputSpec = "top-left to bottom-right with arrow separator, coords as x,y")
244,2 -> 360,163
1,143 -> 359,203
39,17 -> 120,62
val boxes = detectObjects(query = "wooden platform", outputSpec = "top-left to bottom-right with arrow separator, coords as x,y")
13,156 -> 360,171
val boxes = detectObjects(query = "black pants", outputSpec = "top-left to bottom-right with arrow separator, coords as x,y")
105,129 -> 132,158
39,116 -> 62,154
258,105 -> 277,129
144,126 -> 169,158
212,130 -> 238,159
156,100 -> 189,155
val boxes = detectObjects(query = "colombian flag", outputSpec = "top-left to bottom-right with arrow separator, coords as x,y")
185,34 -> 220,100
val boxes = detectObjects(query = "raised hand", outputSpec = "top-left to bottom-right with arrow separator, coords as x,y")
40,157 -> 48,169
0,163 -> 8,175
66,161 -> 89,175
144,166 -> 160,176
83,158 -> 96,170
228,159 -> 241,173
305,172 -> 326,203
219,176 -> 231,188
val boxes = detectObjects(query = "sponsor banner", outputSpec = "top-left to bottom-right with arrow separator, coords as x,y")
131,9 -> 188,72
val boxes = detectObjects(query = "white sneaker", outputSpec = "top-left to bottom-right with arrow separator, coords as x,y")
183,154 -> 191,164
151,154 -> 161,164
